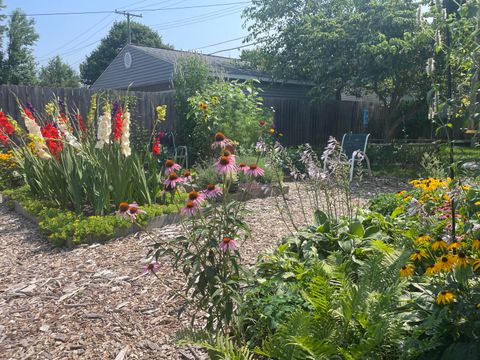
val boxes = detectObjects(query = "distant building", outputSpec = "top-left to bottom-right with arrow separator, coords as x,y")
91,44 -> 314,98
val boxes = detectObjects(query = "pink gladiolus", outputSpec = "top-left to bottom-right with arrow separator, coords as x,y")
203,184 -> 222,199
245,164 -> 264,177
164,159 -> 181,174
219,237 -> 237,252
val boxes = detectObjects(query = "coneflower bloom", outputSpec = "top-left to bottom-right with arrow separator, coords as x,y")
164,172 -> 184,189
245,164 -> 264,177
118,202 -> 130,213
399,265 -> 414,277
126,203 -> 146,221
436,290 -> 455,305
164,159 -> 181,174
219,237 -> 237,252
187,191 -> 204,205
211,131 -> 231,149
182,170 -> 192,182
238,162 -> 249,172
203,184 -> 222,199
181,200 -> 198,216
142,262 -> 161,275
215,155 -> 237,174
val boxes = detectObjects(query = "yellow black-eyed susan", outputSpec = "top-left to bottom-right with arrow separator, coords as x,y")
436,290 -> 455,305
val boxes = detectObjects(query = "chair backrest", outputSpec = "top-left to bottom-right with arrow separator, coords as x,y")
341,133 -> 370,160
160,131 -> 176,151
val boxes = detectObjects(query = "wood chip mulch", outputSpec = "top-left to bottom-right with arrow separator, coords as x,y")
0,177 -> 407,359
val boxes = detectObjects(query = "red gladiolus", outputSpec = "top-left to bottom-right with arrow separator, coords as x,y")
152,137 -> 161,155
112,105 -> 123,141
0,112 -> 15,135
41,123 -> 63,158
76,114 -> 87,132
0,131 -> 8,145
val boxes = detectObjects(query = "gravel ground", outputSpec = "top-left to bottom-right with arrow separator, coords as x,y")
0,177 -> 407,360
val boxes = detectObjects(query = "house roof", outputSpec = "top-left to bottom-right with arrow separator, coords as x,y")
91,44 -> 311,89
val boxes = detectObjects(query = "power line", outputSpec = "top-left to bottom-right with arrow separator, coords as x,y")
208,41 -> 259,55
7,2 -> 250,16
193,36 -> 246,50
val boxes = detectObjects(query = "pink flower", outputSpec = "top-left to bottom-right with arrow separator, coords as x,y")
211,131 -> 232,149
164,159 -> 181,174
219,237 -> 237,252
238,162 -> 249,173
245,164 -> 264,177
188,191 -> 204,206
181,200 -> 198,216
142,262 -> 161,275
215,155 -> 237,174
164,172 -> 184,189
182,170 -> 192,182
126,203 -> 146,221
203,184 -> 222,199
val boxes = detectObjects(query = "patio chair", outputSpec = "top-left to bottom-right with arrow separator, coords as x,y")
160,131 -> 189,168
324,133 -> 372,181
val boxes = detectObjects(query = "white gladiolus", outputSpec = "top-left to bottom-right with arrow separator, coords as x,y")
56,118 -> 81,149
95,104 -> 112,149
426,57 -> 435,76
22,111 -> 52,160
435,30 -> 442,48
120,109 -> 131,156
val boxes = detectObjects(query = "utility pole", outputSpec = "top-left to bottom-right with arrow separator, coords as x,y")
114,10 -> 142,44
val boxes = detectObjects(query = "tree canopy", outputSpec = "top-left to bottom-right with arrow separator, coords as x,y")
80,21 -> 172,86
1,8 -> 38,85
38,56 -> 80,88
242,0 -> 433,137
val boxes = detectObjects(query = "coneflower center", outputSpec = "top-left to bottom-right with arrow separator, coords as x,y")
119,202 -> 129,212
183,171 -> 191,177
165,159 -> 174,167
186,201 -> 195,208
223,237 -> 232,243
188,191 -> 199,200
249,164 -> 258,170
219,156 -> 230,165
129,206 -> 138,214
239,162 -> 246,167
215,132 -> 225,141
169,173 -> 178,180
207,184 -> 215,191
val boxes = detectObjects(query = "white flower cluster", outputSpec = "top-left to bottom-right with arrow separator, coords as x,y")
22,111 -> 51,160
95,104 -> 112,149
120,109 -> 131,157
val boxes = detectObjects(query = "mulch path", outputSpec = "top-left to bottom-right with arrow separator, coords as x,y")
0,177 -> 407,359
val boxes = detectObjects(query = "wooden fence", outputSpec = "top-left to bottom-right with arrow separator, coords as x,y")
0,84 -> 386,148
0,85 -> 179,133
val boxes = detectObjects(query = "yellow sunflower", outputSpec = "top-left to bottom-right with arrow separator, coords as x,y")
436,290 -> 455,305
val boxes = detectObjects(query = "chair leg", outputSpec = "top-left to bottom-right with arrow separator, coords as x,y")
365,154 -> 372,176
350,159 -> 355,182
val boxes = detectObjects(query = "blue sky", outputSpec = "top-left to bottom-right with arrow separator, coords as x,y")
3,0 -> 252,72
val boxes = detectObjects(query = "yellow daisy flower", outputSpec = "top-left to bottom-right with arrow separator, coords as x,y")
410,249 -> 428,262
431,239 -> 448,251
434,255 -> 455,272
436,290 -> 455,305
425,264 -> 437,275
399,265 -> 414,277
448,241 -> 464,251
453,251 -> 469,268
416,235 -> 431,245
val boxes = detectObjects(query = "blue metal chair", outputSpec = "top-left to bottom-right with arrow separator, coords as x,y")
160,131 -> 189,168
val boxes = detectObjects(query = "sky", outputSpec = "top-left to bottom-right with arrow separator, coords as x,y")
3,0 -> 253,72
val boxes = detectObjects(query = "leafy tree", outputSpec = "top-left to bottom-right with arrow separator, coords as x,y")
38,56 -> 80,88
2,9 -> 38,85
243,0 -> 433,138
0,1 -> 6,74
80,21 -> 172,86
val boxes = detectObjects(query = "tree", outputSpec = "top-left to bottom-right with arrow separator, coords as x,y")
2,9 -> 38,85
38,56 -> 80,88
243,0 -> 433,138
80,21 -> 172,85
0,1 -> 6,75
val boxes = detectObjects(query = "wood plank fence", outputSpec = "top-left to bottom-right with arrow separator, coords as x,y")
0,84 -> 386,148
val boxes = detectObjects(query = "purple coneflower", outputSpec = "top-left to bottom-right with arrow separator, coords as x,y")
219,237 -> 237,252
181,200 -> 198,216
245,164 -> 264,177
238,162 -> 249,173
188,190 -> 204,206
203,184 -> 222,199
182,170 -> 192,182
142,262 -> 161,275
215,155 -> 237,174
126,203 -> 146,221
164,159 -> 181,174
211,131 -> 231,149
164,172 -> 184,189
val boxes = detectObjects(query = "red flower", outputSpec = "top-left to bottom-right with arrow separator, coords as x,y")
112,105 -> 123,141
41,123 -> 63,158
23,107 -> 35,121
259,120 -> 266,126
152,137 -> 161,155
0,130 -> 8,145
76,114 -> 87,132
0,112 -> 15,144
